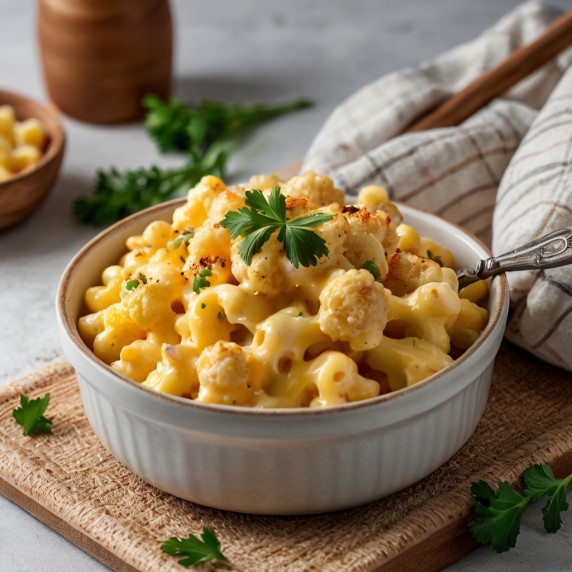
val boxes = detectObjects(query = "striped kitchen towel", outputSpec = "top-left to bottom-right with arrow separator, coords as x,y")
302,1 -> 572,371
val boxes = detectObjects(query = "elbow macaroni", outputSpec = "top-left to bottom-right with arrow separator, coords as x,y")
78,171 -> 489,408
0,105 -> 47,182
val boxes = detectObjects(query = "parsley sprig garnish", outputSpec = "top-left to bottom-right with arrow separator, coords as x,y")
220,186 -> 334,268
12,393 -> 53,436
74,96 -> 313,226
161,526 -> 228,567
469,464 -> 572,552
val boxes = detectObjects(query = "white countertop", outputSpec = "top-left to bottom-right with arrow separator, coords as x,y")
1,0 -> 571,569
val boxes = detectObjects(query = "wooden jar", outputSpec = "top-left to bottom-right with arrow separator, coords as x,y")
37,0 -> 173,124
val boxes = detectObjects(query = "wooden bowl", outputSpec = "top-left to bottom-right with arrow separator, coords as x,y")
0,89 -> 65,231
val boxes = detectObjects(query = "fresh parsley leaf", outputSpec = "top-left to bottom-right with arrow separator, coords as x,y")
144,94 -> 313,156
12,393 -> 53,436
143,95 -> 194,153
469,464 -> 572,552
220,187 -> 334,268
74,142 -> 230,226
161,525 -> 228,567
468,479 -> 529,552
523,464 -> 572,533
361,260 -> 382,282
193,268 -> 212,294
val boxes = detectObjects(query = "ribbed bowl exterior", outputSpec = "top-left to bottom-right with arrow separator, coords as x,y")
75,359 -> 495,514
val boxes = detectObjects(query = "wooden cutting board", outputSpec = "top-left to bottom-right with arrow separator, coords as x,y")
1,341 -> 571,572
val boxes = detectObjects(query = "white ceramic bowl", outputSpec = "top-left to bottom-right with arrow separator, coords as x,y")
56,199 -> 509,515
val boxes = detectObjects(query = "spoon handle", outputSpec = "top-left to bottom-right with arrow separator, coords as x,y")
457,225 -> 572,285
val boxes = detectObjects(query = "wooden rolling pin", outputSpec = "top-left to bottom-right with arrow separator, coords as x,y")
405,10 -> 572,132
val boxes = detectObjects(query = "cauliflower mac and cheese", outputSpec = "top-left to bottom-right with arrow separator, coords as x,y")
78,172 -> 489,408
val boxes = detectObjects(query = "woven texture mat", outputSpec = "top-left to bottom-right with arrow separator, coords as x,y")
1,341 -> 571,572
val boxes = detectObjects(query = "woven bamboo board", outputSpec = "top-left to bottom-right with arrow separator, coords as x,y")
1,342 -> 571,572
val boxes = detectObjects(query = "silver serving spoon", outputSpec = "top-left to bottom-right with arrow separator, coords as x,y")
456,225 -> 572,287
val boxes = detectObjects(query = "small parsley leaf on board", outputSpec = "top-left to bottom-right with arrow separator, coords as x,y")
523,464 -> 572,533
161,525 -> 228,567
12,393 -> 53,436
220,186 -> 334,268
469,464 -> 572,552
468,479 -> 529,552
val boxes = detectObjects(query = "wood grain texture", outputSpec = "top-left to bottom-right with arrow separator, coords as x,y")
37,0 -> 172,124
405,10 -> 572,132
1,343 -> 571,572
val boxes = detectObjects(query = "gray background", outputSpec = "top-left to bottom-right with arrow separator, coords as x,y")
1,0 -> 571,570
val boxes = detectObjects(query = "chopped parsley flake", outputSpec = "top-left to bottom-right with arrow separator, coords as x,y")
193,268 -> 212,294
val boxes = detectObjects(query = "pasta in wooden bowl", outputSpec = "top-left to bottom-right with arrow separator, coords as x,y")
57,171 -> 508,514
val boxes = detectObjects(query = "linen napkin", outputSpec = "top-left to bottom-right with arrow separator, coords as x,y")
301,1 -> 572,372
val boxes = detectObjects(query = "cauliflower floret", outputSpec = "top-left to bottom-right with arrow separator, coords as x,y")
207,186 -> 247,222
282,171 -> 345,206
319,269 -> 390,351
384,251 -> 444,296
229,232 -> 288,297
185,220 -> 234,286
229,202 -> 352,304
123,262 -> 186,344
247,174 -> 280,191
196,341 -> 254,406
356,185 -> 402,252
342,206 -> 390,279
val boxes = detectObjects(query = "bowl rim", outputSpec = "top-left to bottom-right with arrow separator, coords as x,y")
57,197 -> 508,418
0,88 -> 65,186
